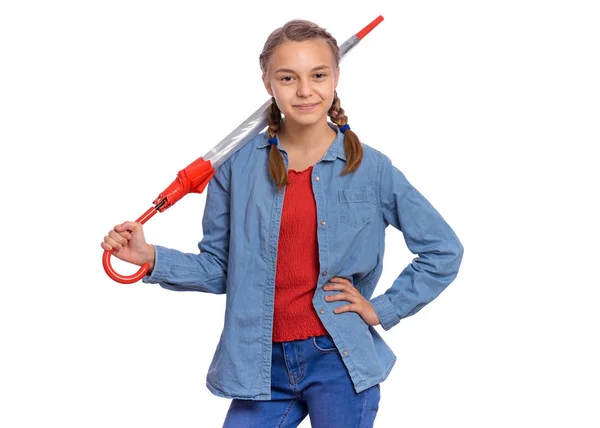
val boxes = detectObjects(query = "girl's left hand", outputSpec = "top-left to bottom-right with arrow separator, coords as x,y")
323,277 -> 381,326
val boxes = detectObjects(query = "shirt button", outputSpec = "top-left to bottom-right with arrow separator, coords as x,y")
343,350 -> 348,356
319,309 -> 324,314
320,220 -> 326,226
314,176 -> 320,182
322,270 -> 328,276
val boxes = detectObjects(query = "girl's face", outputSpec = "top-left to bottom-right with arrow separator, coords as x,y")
262,38 -> 340,129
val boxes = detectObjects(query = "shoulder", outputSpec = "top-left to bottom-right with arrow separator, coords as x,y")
215,130 -> 270,172
360,142 -> 381,158
360,142 -> 391,163
357,142 -> 411,193
359,141 -> 396,174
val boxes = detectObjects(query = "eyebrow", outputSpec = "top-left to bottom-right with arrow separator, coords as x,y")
274,65 -> 330,74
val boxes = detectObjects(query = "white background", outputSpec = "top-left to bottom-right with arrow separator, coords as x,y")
1,0 -> 599,427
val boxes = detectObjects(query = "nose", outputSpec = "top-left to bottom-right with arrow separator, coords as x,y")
296,79 -> 312,98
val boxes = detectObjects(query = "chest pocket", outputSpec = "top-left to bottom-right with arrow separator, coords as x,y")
338,186 -> 372,228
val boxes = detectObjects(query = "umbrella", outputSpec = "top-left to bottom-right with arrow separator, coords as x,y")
103,15 -> 385,284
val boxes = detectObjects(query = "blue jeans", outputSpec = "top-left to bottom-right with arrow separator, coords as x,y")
223,335 -> 381,427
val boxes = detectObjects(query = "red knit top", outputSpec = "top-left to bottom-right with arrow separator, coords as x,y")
272,165 -> 329,342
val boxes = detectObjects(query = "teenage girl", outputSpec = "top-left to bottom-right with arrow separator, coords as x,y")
101,19 -> 464,428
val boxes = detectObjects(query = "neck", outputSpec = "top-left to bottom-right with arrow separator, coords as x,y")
278,119 -> 336,153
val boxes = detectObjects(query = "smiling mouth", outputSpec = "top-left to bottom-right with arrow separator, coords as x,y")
294,103 -> 320,110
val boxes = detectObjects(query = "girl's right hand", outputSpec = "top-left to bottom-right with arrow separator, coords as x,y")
101,221 -> 155,271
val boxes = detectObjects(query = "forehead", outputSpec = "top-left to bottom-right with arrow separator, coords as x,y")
268,39 -> 335,71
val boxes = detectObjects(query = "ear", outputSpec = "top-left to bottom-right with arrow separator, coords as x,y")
333,66 -> 340,90
262,73 -> 274,97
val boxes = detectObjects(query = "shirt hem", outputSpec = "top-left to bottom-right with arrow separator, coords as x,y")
205,380 -> 271,401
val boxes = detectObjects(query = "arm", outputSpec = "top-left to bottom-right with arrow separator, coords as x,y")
142,158 -> 231,294
369,153 -> 464,330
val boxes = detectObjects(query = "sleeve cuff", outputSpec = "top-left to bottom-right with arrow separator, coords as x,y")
142,245 -> 172,284
370,294 -> 401,331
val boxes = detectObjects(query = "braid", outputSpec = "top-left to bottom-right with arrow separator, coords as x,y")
267,97 -> 282,138
267,98 -> 288,189
328,92 -> 363,174
327,92 -> 346,126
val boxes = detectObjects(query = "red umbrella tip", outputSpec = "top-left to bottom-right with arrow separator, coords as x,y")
356,15 -> 384,40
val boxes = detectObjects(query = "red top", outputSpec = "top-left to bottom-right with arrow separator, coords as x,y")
272,165 -> 329,342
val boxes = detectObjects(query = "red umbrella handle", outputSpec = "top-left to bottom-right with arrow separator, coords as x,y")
102,251 -> 151,284
102,158 -> 215,284
102,206 -> 160,284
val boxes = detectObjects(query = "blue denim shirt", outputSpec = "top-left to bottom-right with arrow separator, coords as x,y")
143,123 -> 464,400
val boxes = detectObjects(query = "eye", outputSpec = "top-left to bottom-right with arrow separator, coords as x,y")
280,76 -> 294,82
314,73 -> 327,79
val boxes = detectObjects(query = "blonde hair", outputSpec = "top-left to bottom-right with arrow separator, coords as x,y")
259,19 -> 363,189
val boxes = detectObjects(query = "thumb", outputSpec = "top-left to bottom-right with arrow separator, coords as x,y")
116,221 -> 142,232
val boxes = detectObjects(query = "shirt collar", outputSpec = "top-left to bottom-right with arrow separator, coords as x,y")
256,122 -> 346,162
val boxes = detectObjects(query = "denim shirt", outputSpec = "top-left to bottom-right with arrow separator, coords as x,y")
143,123 -> 464,400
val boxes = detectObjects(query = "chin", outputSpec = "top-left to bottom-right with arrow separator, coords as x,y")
286,115 -> 325,128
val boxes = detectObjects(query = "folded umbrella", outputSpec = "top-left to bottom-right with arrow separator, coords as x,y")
103,15 -> 385,284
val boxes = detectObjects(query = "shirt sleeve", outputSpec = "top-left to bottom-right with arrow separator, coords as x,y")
141,158 -> 231,294
369,153 -> 464,331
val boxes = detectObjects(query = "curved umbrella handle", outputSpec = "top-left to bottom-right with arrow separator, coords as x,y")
102,205 -> 160,284
102,250 -> 151,284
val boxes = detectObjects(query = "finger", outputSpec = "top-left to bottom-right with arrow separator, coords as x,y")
325,281 -> 354,294
325,293 -> 335,301
329,278 -> 354,291
108,229 -> 128,246
120,231 -> 132,240
104,235 -> 123,251
113,229 -> 132,240
100,242 -> 113,251
330,276 -> 351,284
333,304 -> 354,314
325,280 -> 345,289
325,292 -> 349,302
329,293 -> 362,306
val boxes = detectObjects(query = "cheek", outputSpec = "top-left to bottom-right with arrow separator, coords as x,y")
272,87 -> 294,109
315,82 -> 335,99
314,88 -> 335,110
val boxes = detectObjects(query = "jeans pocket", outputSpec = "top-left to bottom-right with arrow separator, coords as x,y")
312,335 -> 338,353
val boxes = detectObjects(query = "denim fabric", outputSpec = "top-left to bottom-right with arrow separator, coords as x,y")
143,123 -> 464,400
222,335 -> 380,428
